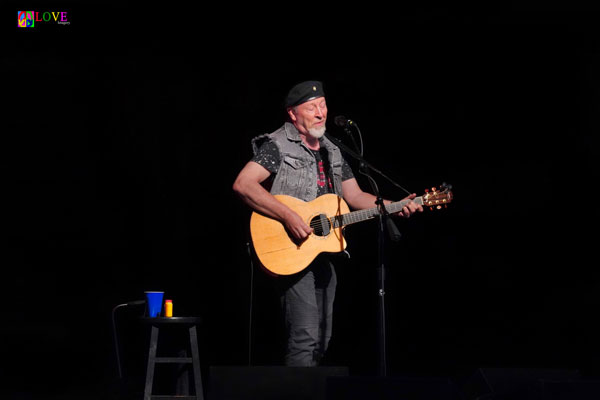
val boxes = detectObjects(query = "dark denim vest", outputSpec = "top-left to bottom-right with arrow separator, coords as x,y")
252,122 -> 344,202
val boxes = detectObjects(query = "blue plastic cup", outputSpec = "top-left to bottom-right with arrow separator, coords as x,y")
145,291 -> 164,317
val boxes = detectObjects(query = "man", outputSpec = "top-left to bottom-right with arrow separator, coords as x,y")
233,80 -> 422,366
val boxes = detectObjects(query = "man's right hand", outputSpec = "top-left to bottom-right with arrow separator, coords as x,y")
233,161 -> 313,243
283,211 -> 314,242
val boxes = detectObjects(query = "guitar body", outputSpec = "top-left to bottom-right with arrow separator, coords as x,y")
250,194 -> 350,276
249,183 -> 453,276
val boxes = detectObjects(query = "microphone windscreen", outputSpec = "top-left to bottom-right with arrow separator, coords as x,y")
334,115 -> 348,127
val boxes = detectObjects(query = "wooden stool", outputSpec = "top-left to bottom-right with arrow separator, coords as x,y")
140,317 -> 204,400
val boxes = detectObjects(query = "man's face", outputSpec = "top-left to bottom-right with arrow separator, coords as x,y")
288,97 -> 327,139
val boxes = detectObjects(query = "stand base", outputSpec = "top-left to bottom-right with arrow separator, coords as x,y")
209,366 -> 348,400
327,376 -> 461,400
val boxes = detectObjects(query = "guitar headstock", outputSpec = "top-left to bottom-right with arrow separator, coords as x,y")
423,182 -> 453,210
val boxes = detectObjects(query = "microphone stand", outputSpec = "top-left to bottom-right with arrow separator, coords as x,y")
325,126 -> 406,377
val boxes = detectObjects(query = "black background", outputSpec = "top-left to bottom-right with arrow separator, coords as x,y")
2,2 -> 600,398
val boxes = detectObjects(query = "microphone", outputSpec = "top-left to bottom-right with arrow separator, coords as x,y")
334,115 -> 355,128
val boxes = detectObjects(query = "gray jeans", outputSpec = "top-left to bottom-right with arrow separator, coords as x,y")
278,256 -> 337,367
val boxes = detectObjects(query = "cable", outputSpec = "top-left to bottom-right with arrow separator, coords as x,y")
111,300 -> 146,380
354,124 -> 364,156
341,123 -> 413,197
246,242 -> 255,366
112,303 -> 128,380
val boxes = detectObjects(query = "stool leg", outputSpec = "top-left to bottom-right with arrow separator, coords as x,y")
144,326 -> 159,400
189,325 -> 204,400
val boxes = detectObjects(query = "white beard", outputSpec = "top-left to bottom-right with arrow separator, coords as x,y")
307,126 -> 326,139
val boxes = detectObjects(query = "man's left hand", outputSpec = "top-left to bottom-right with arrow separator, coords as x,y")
394,193 -> 423,218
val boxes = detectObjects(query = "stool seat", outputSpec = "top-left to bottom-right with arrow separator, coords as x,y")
140,316 -> 204,400
141,317 -> 203,325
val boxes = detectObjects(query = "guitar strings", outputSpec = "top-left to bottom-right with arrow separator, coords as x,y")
307,215 -> 350,226
308,218 -> 344,229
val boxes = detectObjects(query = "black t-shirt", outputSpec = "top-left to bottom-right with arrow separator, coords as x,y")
252,140 -> 354,197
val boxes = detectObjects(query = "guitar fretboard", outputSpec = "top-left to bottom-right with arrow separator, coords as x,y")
331,197 -> 425,228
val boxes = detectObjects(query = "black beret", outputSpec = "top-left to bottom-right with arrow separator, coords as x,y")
284,80 -> 325,108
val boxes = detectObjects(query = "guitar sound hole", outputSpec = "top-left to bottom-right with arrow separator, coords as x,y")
310,214 -> 331,237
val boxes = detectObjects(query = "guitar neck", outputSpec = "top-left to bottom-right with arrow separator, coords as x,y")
332,197 -> 424,228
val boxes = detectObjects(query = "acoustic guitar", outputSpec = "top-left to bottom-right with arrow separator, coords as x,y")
250,183 -> 453,275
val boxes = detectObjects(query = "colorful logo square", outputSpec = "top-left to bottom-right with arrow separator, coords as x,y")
17,11 -> 35,28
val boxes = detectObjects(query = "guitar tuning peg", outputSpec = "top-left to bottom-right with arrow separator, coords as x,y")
431,187 -> 437,192
424,189 -> 429,193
